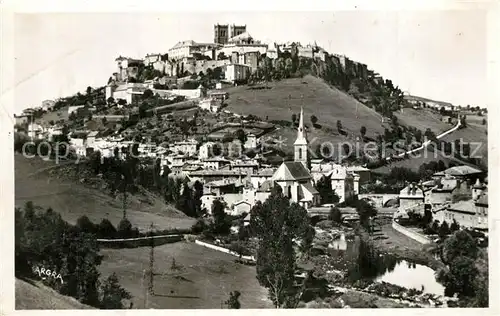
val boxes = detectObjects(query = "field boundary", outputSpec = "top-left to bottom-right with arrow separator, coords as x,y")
97,234 -> 184,248
194,240 -> 256,261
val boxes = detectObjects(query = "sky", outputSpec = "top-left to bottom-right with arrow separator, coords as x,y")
10,10 -> 489,112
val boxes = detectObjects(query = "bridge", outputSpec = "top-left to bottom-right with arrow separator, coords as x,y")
358,194 -> 400,208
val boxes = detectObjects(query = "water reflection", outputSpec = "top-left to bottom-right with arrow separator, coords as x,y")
327,235 -> 444,296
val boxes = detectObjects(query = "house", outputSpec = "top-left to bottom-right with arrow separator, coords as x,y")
232,200 -> 252,216
270,108 -> 320,210
224,64 -> 251,83
442,196 -> 488,231
250,168 -> 275,189
168,40 -> 218,61
199,98 -> 223,113
244,133 -> 258,149
68,105 -> 86,116
226,160 -> 259,175
399,183 -> 425,213
346,165 -> 371,184
198,142 -> 216,159
173,139 -> 198,157
14,114 -> 30,125
188,169 -> 247,184
207,90 -> 229,102
311,162 -> 357,203
433,165 -> 485,182
201,157 -> 231,170
27,123 -> 44,140
41,100 -> 56,111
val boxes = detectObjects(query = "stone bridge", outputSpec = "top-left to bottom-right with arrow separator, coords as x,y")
357,194 -> 400,208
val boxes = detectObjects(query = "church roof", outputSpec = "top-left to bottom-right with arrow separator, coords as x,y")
300,182 -> 319,195
272,161 -> 312,181
228,32 -> 253,42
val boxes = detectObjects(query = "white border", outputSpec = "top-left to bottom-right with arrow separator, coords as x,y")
1,1 -> 499,315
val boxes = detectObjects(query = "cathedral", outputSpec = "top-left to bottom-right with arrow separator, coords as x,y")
271,107 -> 320,209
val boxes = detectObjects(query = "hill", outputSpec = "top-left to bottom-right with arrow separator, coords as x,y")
403,95 -> 453,107
226,76 -> 487,168
15,154 -> 196,232
226,75 -> 388,139
16,278 -> 94,309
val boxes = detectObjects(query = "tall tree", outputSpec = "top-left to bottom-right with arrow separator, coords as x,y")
250,187 -> 314,308
99,273 -> 132,309
225,291 -> 242,309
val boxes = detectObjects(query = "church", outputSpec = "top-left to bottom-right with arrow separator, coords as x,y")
271,107 -> 320,209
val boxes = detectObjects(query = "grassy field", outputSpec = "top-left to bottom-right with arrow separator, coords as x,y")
15,278 -> 94,310
36,106 -> 70,124
225,75 -> 389,139
15,154 -> 196,232
99,241 -> 273,309
395,108 -> 451,134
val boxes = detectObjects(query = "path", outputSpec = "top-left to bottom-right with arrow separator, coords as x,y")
385,120 -> 462,161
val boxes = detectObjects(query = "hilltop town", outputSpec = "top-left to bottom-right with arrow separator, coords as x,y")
14,23 -> 488,309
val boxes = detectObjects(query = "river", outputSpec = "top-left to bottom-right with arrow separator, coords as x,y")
328,233 -> 445,296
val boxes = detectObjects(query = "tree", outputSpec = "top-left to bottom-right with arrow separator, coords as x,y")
211,200 -> 230,235
250,187 -> 314,308
86,86 -> 92,95
450,220 -> 460,232
117,218 -> 133,238
107,97 -> 115,105
143,89 -> 154,100
442,230 -> 478,264
235,129 -> 247,145
99,273 -> 132,309
315,176 -> 340,204
291,113 -> 297,124
438,221 -> 451,238
414,130 -> 423,143
225,291 -> 241,309
117,99 -> 127,106
328,206 -> 342,224
355,199 -> 377,232
336,120 -> 343,132
98,219 -> 117,239
310,115 -> 318,126
360,126 -> 367,138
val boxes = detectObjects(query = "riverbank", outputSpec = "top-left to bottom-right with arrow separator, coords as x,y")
367,221 -> 444,271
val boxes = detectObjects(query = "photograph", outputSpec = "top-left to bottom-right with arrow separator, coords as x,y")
2,4 -> 495,311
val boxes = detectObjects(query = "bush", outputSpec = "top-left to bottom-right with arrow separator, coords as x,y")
191,218 -> 208,234
228,241 -> 252,257
76,215 -> 98,235
98,219 -> 117,239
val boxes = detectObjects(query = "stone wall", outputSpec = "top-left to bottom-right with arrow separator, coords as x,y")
392,221 -> 431,244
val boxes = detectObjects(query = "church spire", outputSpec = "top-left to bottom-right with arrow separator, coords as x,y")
294,107 -> 307,145
294,107 -> 308,168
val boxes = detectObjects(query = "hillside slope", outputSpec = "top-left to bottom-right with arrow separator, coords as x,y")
16,278 -> 94,309
225,75 -> 387,138
15,154 -> 196,232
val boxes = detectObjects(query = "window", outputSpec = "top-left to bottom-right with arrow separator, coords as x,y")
298,148 -> 302,160
287,186 -> 292,198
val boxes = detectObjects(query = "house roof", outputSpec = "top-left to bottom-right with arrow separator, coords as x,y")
300,182 -> 319,196
399,184 -> 424,198
448,200 -> 476,215
434,165 -> 484,177
476,194 -> 488,206
254,168 -> 275,177
272,162 -> 312,181
257,180 -> 275,192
